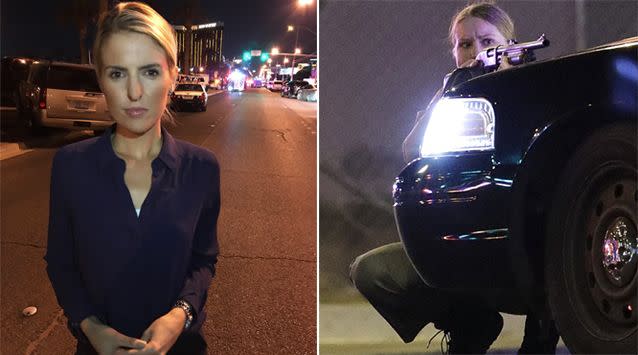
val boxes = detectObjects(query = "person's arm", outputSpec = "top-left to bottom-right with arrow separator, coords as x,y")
45,150 -> 147,353
44,150 -> 101,339
176,156 -> 221,322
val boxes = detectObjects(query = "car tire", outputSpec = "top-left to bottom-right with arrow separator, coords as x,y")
202,105 -> 207,112
545,123 -> 636,354
20,109 -> 46,136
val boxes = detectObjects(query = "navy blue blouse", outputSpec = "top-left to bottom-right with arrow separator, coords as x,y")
44,124 -> 220,339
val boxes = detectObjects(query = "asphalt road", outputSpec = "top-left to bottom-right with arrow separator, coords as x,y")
0,88 -> 317,354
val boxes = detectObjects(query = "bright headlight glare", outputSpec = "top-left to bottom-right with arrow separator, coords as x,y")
420,98 -> 495,157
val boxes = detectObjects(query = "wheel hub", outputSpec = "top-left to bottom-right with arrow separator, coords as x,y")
586,177 -> 637,327
602,217 -> 637,286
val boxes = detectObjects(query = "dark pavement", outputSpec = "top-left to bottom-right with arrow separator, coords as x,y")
0,88 -> 317,354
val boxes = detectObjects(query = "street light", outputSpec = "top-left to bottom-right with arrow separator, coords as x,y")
267,58 -> 272,64
287,25 -> 300,80
283,57 -> 289,64
199,66 -> 204,72
271,47 -> 280,55
298,0 -> 312,6
286,22 -> 316,81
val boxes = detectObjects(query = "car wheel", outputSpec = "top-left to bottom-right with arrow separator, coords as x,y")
202,105 -> 207,112
21,109 -> 45,136
545,124 -> 636,354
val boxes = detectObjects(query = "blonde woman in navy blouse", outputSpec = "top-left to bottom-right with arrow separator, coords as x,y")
44,3 -> 219,354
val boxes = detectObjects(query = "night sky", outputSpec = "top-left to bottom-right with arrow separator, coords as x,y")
1,0 -> 317,63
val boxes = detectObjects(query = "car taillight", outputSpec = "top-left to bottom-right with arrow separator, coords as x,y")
39,88 -> 46,109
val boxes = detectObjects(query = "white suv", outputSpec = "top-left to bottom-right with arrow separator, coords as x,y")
18,61 -> 111,134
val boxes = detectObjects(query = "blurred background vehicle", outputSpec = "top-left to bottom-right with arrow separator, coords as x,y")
171,83 -> 208,112
281,80 -> 312,98
296,83 -> 317,102
251,77 -> 263,88
17,61 -> 111,134
227,69 -> 246,92
269,79 -> 283,92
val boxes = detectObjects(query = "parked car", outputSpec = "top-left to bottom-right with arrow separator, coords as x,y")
171,83 -> 207,111
251,78 -> 263,88
17,61 -> 111,134
296,84 -> 317,102
1,56 -> 34,107
392,37 -> 636,354
281,80 -> 312,98
269,79 -> 283,92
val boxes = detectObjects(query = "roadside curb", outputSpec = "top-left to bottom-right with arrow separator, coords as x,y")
0,130 -> 93,162
207,90 -> 225,97
0,142 -> 28,161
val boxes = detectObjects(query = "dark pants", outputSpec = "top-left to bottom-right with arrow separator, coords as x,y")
350,242 -> 559,352
75,331 -> 208,355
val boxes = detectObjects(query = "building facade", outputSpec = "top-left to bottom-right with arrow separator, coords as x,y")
173,22 -> 224,74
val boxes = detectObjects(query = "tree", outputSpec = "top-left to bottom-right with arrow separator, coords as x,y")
55,0 -> 103,64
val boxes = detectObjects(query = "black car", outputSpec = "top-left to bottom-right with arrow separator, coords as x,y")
281,80 -> 312,98
393,37 -> 636,354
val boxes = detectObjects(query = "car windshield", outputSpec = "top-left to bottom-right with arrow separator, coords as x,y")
176,84 -> 202,91
48,66 -> 102,92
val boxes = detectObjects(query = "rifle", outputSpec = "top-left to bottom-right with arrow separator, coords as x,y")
476,34 -> 550,71
442,34 -> 550,92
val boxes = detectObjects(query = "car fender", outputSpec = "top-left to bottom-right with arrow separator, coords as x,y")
507,102 -> 635,312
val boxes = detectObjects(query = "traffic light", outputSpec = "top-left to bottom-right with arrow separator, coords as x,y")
243,51 -> 251,62
260,53 -> 269,62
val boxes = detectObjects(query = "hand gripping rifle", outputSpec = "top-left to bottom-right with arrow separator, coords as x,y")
476,34 -> 550,70
443,34 -> 550,92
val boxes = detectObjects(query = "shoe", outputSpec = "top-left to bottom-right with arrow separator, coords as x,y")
434,308 -> 504,354
518,316 -> 559,354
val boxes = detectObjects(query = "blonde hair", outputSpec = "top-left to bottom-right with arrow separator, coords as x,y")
93,2 -> 177,123
448,1 -> 515,46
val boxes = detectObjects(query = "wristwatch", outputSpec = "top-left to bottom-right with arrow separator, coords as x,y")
173,299 -> 194,330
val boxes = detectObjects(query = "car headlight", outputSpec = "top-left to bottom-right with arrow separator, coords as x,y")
420,97 -> 495,157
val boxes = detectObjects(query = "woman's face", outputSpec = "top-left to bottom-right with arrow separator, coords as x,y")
452,16 -> 508,67
98,31 -> 175,135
